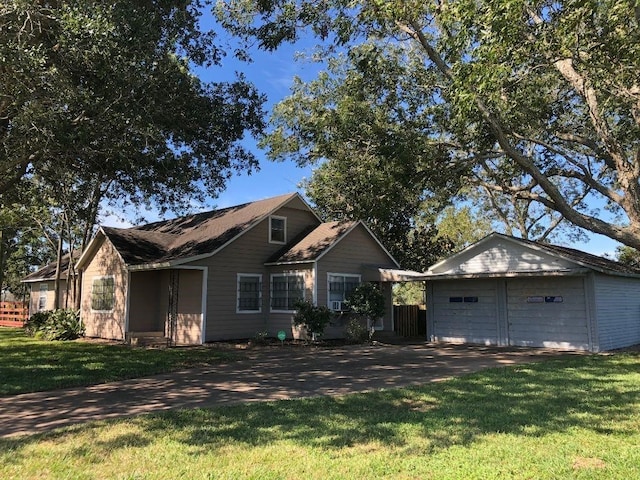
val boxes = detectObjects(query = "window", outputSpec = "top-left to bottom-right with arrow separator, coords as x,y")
38,284 -> 48,311
91,277 -> 115,311
328,274 -> 360,310
237,274 -> 262,312
271,273 -> 305,311
269,216 -> 286,244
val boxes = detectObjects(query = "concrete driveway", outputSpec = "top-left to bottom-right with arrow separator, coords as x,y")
0,343 -> 565,438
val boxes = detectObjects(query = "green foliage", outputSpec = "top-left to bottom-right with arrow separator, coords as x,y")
393,282 -> 424,306
24,311 -> 50,337
2,0 -> 265,214
24,309 -> 84,341
344,317 -> 369,343
616,245 -> 640,268
217,0 -> 640,250
345,283 -> 385,322
293,300 -> 332,340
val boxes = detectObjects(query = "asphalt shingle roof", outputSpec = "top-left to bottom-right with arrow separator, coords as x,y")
100,193 -> 304,266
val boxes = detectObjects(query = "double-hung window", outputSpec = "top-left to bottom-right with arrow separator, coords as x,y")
237,274 -> 262,312
91,276 -> 115,311
269,216 -> 286,244
328,274 -> 361,311
38,284 -> 48,311
271,273 -> 305,311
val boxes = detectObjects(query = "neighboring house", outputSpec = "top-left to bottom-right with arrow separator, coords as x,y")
423,232 -> 640,352
75,193 -> 401,345
22,252 -> 79,315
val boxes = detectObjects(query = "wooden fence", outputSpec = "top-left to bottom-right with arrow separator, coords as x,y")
0,301 -> 29,327
393,304 -> 427,337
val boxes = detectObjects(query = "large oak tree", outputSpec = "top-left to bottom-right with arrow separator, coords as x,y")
1,1 -> 265,210
217,0 -> 640,250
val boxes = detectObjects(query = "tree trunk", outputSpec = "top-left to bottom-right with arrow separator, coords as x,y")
53,232 -> 63,310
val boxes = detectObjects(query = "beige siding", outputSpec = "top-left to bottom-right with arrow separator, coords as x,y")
317,223 -> 397,332
266,266 -> 313,340
594,274 -> 640,351
28,280 -> 73,315
80,238 -> 128,340
187,205 -> 320,341
173,269 -> 203,345
128,270 -> 169,332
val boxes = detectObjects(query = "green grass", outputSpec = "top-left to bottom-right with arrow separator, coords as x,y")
1,352 -> 639,479
0,328 -> 239,395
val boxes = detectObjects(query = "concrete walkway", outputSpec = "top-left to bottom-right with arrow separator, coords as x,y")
0,343 -> 564,438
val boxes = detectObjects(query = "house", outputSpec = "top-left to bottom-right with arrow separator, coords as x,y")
423,232 -> 640,352
75,193 -> 401,344
22,252 -> 79,315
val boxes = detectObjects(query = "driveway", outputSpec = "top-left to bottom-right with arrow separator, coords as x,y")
0,343 -> 565,438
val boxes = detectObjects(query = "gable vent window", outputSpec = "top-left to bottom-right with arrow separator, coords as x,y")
269,216 -> 286,244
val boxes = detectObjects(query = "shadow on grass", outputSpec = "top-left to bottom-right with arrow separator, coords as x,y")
3,353 -> 637,461
0,328 -> 238,395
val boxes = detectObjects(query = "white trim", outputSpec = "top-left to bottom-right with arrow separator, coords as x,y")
270,272 -> 306,313
200,267 -> 208,345
236,273 -> 263,314
312,263 -> 318,305
124,270 -> 131,334
269,215 -> 287,244
327,272 -> 361,310
90,275 -> 116,313
38,283 -> 48,311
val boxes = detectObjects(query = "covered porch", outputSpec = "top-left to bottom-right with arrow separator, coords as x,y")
126,267 -> 206,345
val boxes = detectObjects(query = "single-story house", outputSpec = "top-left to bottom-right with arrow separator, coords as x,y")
75,192 -> 401,344
22,252 -> 79,315
423,232 -> 640,352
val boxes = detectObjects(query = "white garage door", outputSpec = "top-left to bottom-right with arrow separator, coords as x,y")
432,279 -> 498,345
506,277 -> 590,350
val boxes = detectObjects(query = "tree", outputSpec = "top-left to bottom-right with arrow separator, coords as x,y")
216,0 -> 640,250
1,1 -> 265,211
616,245 -> 640,268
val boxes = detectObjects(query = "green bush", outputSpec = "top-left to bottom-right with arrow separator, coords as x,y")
24,309 -> 84,341
345,317 -> 370,343
293,300 -> 332,341
345,283 -> 386,324
24,311 -> 50,337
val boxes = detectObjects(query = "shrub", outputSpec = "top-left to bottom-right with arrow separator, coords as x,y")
345,317 -> 370,343
24,311 -> 50,337
24,309 -> 84,341
345,283 -> 386,325
293,300 -> 332,341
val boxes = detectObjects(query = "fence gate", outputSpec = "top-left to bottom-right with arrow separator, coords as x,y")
0,301 -> 28,327
393,305 -> 427,337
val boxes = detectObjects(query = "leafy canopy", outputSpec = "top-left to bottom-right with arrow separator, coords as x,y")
216,0 -> 640,250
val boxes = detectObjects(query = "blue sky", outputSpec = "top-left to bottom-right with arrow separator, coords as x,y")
102,16 -> 621,258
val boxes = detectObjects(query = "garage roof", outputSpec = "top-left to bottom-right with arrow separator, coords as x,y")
424,233 -> 640,279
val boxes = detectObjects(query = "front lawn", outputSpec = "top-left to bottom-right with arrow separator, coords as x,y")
0,328 -> 238,395
1,352 -> 638,479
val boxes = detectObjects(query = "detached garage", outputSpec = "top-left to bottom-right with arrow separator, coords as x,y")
424,233 -> 640,352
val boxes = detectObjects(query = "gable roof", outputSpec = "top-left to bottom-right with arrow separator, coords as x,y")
266,219 -> 400,267
427,232 -> 640,278
22,251 -> 80,283
77,193 -> 319,269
